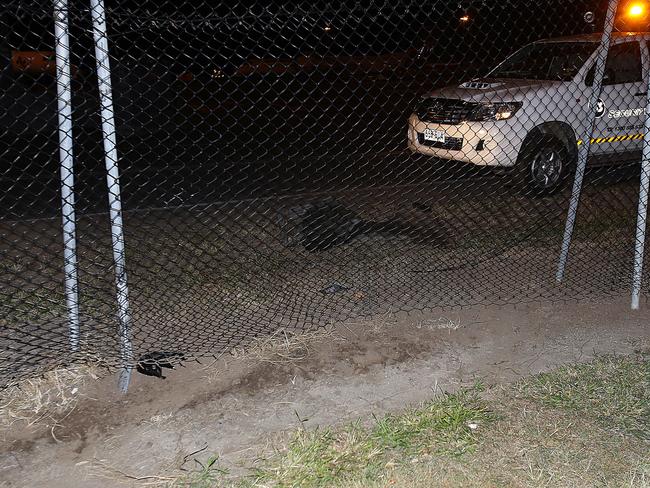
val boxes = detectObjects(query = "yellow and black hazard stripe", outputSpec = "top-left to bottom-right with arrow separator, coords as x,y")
577,133 -> 645,146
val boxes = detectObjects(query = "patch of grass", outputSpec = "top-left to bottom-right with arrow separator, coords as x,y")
252,423 -> 384,487
371,387 -> 493,457
0,365 -> 98,428
248,387 -> 493,487
172,355 -> 650,488
171,457 -> 227,488
0,287 -> 67,325
227,327 -> 338,366
513,354 -> 650,440
354,397 -> 650,488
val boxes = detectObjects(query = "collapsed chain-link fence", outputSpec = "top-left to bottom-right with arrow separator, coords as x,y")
2,0 -> 650,386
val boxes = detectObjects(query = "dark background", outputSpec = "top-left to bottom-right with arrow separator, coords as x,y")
3,1 -> 604,64
0,0 -> 613,218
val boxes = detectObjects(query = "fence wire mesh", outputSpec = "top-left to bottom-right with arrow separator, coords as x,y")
1,0 -> 649,385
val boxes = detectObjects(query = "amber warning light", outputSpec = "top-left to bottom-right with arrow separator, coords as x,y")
629,3 -> 645,17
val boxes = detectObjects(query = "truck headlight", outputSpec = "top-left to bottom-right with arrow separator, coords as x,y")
469,101 -> 522,121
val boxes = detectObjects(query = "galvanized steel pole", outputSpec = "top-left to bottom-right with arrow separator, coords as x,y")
53,0 -> 80,351
556,0 -> 619,282
631,84 -> 650,309
89,0 -> 134,392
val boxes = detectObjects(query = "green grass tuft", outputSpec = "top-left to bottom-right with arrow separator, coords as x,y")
514,354 -> 650,440
371,388 -> 494,457
249,388 -> 493,487
171,456 -> 227,488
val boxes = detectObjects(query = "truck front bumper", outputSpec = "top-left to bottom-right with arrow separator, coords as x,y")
407,114 -> 520,168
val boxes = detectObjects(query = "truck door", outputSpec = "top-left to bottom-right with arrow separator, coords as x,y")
588,40 -> 646,157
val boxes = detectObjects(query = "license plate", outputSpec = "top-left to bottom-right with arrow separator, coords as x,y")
423,128 -> 446,143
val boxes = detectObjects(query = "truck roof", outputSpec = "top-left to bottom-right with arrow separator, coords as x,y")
537,31 -> 650,44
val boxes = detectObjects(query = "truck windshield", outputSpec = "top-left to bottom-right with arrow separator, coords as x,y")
488,42 -> 598,81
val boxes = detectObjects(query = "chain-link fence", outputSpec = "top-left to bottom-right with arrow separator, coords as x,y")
1,0 -> 649,387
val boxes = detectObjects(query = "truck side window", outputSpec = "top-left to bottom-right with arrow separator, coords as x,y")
585,41 -> 642,86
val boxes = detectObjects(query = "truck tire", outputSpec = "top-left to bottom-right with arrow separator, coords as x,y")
515,134 -> 573,196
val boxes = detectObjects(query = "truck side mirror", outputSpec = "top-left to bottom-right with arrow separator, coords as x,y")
603,69 -> 613,84
585,66 -> 615,86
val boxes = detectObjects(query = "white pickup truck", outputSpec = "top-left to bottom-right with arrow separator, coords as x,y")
408,32 -> 650,194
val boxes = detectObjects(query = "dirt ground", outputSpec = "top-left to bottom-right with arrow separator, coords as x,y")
1,296 -> 649,488
1,175 -> 645,386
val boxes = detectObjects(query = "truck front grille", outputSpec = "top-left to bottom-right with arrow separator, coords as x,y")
416,98 -> 478,125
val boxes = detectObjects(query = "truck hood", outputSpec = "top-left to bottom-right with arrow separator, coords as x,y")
426,78 -> 564,102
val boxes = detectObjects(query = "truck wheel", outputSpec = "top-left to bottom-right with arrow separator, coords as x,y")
516,134 -> 573,196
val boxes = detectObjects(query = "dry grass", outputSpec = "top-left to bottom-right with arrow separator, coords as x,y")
224,326 -> 343,367
86,458 -> 183,487
0,364 -> 99,429
199,326 -> 345,385
233,310 -> 404,364
234,328 -> 337,364
415,315 -> 464,331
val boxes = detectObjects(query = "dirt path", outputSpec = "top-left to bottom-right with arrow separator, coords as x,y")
2,297 -> 649,487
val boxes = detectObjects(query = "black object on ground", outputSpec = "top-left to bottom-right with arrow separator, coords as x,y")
295,200 -> 449,252
136,351 -> 186,379
321,281 -> 351,294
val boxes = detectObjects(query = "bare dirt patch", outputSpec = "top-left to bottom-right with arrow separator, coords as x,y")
1,297 -> 649,487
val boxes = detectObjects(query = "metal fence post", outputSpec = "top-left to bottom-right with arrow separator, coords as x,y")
631,92 -> 650,309
556,0 -> 618,283
53,0 -> 80,352
89,0 -> 134,392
